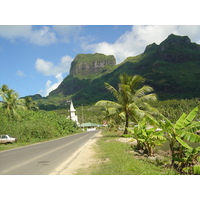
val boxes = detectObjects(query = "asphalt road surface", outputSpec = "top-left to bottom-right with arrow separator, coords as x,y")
0,130 -> 100,175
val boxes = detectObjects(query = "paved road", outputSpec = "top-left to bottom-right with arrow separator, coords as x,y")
0,130 -> 100,175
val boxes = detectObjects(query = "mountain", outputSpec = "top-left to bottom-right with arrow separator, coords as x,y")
114,34 -> 200,100
38,34 -> 200,108
49,53 -> 117,98
70,53 -> 116,76
23,94 -> 43,101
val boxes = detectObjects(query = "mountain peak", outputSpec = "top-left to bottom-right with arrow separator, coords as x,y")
69,53 -> 116,76
157,34 -> 199,63
160,34 -> 191,46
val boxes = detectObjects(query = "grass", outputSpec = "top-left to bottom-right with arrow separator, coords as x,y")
76,130 -> 177,175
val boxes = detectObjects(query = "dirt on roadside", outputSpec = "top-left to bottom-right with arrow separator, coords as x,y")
60,131 -> 102,175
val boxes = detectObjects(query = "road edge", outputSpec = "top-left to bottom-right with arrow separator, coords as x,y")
49,131 -> 102,175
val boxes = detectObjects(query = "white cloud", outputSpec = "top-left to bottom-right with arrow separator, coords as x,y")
0,25 -> 83,45
40,73 -> 63,97
28,26 -> 57,45
35,55 -> 73,96
35,55 -> 73,76
53,25 -> 82,42
16,70 -> 26,77
81,25 -> 200,64
0,25 -> 31,39
0,25 -> 57,45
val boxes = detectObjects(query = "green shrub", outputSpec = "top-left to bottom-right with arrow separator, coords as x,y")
0,109 -> 77,143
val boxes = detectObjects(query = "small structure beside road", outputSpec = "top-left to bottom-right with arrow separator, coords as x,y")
78,123 -> 100,131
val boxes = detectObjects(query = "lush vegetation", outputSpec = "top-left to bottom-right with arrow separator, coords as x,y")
95,74 -> 200,175
0,85 -> 78,147
76,131 -> 177,175
0,109 -> 77,143
95,73 -> 158,134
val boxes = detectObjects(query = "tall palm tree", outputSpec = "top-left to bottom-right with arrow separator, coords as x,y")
0,85 -> 24,118
95,73 -> 158,134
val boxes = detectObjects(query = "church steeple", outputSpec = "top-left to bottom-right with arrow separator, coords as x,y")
70,101 -> 76,112
68,100 -> 79,124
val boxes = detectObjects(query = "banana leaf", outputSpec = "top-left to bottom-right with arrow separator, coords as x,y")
180,131 -> 200,143
183,107 -> 198,126
175,136 -> 192,150
183,165 -> 200,175
185,121 -> 200,132
175,113 -> 187,129
175,107 -> 198,129
159,114 -> 174,129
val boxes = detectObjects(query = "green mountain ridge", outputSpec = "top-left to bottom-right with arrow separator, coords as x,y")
37,34 -> 200,109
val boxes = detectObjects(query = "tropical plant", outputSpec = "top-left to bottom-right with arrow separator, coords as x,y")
23,96 -> 39,111
0,84 -> 24,119
95,73 -> 157,134
160,107 -> 200,174
0,109 -> 78,143
0,84 -> 9,98
128,117 -> 166,156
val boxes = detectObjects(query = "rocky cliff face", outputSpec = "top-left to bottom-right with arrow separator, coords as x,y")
70,53 -> 116,76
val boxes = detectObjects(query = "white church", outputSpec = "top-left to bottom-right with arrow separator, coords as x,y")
67,100 -> 79,124
67,100 -> 100,131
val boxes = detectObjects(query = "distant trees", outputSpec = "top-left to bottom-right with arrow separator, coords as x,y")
95,73 -> 158,134
24,96 -> 39,111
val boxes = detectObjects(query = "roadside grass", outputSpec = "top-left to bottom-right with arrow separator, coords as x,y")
76,130 -> 177,175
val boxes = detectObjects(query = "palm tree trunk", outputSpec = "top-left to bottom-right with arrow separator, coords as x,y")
123,113 -> 129,134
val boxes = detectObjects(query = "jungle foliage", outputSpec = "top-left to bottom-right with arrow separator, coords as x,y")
96,74 -> 200,175
0,109 -> 77,143
95,73 -> 158,134
0,85 -> 77,144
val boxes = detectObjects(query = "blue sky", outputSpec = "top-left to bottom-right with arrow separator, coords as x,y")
1,25 -> 200,98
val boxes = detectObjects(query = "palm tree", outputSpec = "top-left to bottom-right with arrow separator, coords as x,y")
95,73 -> 157,134
0,85 -> 24,119
0,84 -> 9,98
24,96 -> 39,111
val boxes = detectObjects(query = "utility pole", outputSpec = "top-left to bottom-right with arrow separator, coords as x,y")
82,104 -> 84,128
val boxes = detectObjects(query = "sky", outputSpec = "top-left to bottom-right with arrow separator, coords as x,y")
1,25 -> 200,98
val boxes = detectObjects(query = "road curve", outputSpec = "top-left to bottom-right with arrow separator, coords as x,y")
0,130 -> 100,175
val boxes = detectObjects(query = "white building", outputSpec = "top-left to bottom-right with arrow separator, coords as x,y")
68,100 -> 79,124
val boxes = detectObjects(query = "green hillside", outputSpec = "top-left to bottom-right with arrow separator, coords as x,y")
37,34 -> 200,109
113,34 -> 200,100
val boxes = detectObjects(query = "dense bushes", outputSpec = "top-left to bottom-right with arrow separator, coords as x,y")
0,84 -> 78,143
0,109 -> 77,142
